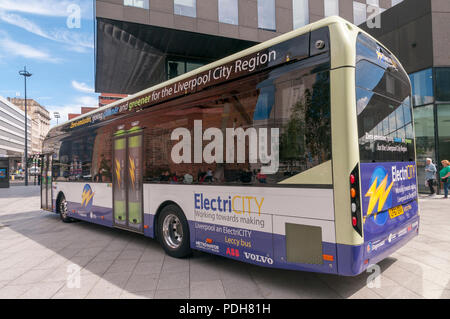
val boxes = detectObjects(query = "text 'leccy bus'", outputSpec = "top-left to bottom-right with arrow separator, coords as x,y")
41,17 -> 419,276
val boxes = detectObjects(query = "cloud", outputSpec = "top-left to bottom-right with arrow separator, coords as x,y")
47,96 -> 99,126
0,32 -> 61,63
47,104 -> 84,126
76,95 -> 98,107
0,0 -> 91,18
0,11 -> 49,38
0,11 -> 94,52
72,81 -> 95,94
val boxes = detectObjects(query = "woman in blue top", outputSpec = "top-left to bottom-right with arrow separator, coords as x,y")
440,160 -> 450,199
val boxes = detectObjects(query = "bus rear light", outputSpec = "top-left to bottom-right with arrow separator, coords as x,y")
350,174 -> 356,184
350,165 -> 362,236
364,259 -> 369,265
143,225 -> 148,229
323,254 -> 334,261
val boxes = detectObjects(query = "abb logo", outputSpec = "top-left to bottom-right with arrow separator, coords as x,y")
226,248 -> 239,257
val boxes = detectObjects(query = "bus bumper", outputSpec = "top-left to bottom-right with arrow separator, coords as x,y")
336,215 -> 420,276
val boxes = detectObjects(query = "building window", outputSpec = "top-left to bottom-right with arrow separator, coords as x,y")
258,0 -> 276,31
167,58 -> 205,80
437,104 -> 450,164
174,0 -> 197,18
409,68 -> 434,107
218,0 -> 239,25
413,104 -> 436,192
293,0 -> 309,29
353,1 -> 366,25
436,68 -> 450,102
391,0 -> 403,6
324,0 -> 339,17
123,0 -> 149,9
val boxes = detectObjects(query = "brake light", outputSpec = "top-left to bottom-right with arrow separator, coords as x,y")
350,165 -> 362,236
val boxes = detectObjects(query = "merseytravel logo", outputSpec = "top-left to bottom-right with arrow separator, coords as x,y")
81,184 -> 94,211
364,166 -> 393,225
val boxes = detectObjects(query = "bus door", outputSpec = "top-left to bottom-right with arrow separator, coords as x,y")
112,127 -> 144,233
41,154 -> 53,211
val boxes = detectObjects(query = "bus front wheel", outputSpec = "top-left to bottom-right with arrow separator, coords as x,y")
157,205 -> 191,258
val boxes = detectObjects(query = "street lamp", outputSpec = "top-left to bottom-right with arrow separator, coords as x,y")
19,66 -> 32,186
53,112 -> 60,125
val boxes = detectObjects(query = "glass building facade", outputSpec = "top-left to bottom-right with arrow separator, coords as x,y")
410,67 -> 450,193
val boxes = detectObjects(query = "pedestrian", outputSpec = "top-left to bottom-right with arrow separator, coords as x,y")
425,158 -> 437,196
440,160 -> 450,199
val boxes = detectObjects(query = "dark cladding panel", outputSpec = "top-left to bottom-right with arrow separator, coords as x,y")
95,18 -> 256,94
96,19 -> 166,95
361,0 -> 433,74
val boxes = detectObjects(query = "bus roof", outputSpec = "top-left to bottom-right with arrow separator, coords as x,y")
49,16 -> 394,133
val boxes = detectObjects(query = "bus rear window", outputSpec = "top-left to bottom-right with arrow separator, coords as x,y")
355,33 -> 415,162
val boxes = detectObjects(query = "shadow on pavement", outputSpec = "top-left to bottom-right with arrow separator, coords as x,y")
0,206 -> 406,299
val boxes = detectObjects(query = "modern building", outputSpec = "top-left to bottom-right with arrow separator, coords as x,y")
361,0 -> 450,192
7,98 -> 51,155
99,93 -> 129,107
0,96 -> 32,171
95,0 -> 401,94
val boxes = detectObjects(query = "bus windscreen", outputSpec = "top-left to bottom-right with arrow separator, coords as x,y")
355,33 -> 415,163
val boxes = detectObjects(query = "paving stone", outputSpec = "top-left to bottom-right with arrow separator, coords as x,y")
190,280 -> 226,299
1,186 -> 450,299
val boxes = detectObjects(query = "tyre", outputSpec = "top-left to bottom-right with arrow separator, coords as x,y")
157,204 -> 191,258
58,194 -> 74,223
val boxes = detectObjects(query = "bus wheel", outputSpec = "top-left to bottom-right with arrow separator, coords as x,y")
58,194 -> 73,223
157,205 -> 191,258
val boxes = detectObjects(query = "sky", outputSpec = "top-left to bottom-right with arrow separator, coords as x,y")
0,0 -> 97,126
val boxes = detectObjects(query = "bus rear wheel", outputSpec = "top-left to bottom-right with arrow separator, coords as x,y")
157,205 -> 191,258
58,194 -> 74,223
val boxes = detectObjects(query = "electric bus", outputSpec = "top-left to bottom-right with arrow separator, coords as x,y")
41,16 -> 419,276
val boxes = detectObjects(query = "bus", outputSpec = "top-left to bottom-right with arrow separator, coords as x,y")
41,16 -> 419,276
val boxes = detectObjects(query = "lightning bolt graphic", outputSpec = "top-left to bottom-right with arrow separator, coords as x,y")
129,156 -> 136,190
364,175 -> 394,221
115,159 -> 121,187
81,189 -> 94,207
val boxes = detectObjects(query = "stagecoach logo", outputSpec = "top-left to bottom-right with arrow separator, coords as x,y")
376,48 -> 398,69
81,184 -> 94,211
364,166 -> 393,225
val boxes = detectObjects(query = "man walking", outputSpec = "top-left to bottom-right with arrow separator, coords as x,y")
425,158 -> 437,197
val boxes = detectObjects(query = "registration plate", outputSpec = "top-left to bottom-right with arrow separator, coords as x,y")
388,205 -> 404,219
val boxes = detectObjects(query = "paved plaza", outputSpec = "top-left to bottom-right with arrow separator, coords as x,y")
0,186 -> 449,299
